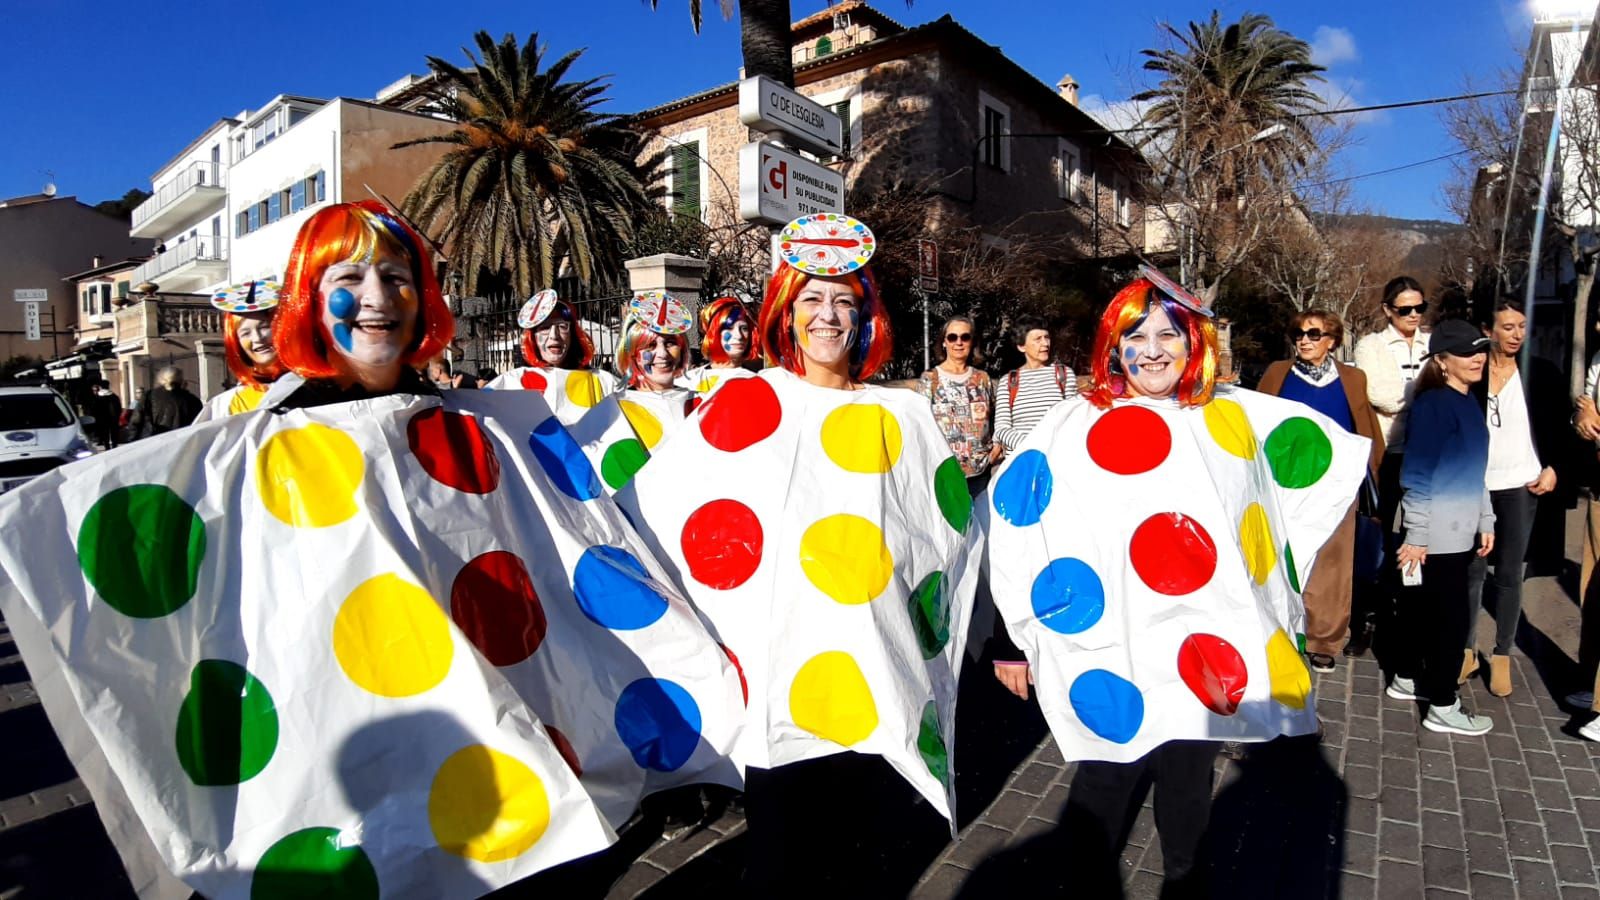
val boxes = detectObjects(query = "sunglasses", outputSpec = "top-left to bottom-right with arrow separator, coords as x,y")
1289,328 -> 1330,341
944,332 -> 973,343
1388,302 -> 1429,316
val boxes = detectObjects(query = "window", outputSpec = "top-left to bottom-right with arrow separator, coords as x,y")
267,193 -> 282,224
832,99 -> 852,160
81,289 -> 90,315
1057,140 -> 1081,203
280,188 -> 293,217
816,36 -> 833,57
237,211 -> 249,236
234,134 -> 247,161
1113,174 -> 1132,228
117,281 -> 129,300
291,179 -> 306,213
311,170 -> 326,204
289,107 -> 309,127
670,141 -> 702,219
247,204 -> 261,232
99,284 -> 112,315
977,91 -> 1010,172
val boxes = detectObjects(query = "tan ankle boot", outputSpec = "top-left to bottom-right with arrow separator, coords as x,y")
1489,654 -> 1512,697
1458,649 -> 1480,685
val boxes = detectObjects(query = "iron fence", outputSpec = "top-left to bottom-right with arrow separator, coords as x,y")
451,278 -> 636,378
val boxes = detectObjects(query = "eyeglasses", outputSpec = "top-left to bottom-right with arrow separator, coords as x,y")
1388,302 -> 1429,317
1289,328 -> 1329,341
944,332 -> 973,343
1488,395 -> 1501,428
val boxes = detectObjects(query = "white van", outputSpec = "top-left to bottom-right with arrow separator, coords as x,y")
0,385 -> 96,493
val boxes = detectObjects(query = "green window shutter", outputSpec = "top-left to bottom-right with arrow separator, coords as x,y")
117,281 -> 129,299
816,36 -> 833,57
672,142 -> 701,218
832,100 -> 851,159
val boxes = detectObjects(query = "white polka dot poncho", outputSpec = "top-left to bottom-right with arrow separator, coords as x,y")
484,365 -> 621,426
0,388 -> 743,897
619,367 -> 980,825
985,387 -> 1369,764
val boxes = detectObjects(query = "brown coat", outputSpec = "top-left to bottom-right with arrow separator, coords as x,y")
1257,360 -> 1386,475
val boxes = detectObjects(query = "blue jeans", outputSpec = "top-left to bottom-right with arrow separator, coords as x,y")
1467,486 -> 1538,656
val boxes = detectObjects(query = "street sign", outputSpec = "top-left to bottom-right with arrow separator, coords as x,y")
739,141 -> 845,226
23,302 -> 41,342
916,239 -> 939,293
737,75 -> 844,159
13,288 -> 46,303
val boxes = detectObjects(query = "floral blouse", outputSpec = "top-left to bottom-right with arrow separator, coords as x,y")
917,366 -> 995,478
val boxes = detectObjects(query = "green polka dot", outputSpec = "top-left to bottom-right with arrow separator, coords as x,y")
76,484 -> 205,618
252,827 -> 379,900
1284,542 -> 1301,593
907,571 -> 949,660
933,456 -> 971,533
917,701 -> 949,786
599,438 -> 649,491
1296,633 -> 1308,654
1263,417 -> 1332,489
176,660 -> 279,786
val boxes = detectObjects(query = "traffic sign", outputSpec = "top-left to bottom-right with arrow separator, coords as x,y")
916,240 -> 939,293
13,288 -> 46,303
23,302 -> 41,341
739,141 -> 845,225
737,76 -> 844,159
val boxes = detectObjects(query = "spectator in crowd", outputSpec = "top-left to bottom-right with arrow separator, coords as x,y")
425,357 -> 476,390
918,315 -> 1001,491
994,316 -> 1076,451
138,367 -> 202,436
1567,321 -> 1600,740
1349,276 -> 1432,656
1256,309 -> 1385,673
1386,319 -> 1496,736
87,381 -> 121,450
122,387 -> 145,442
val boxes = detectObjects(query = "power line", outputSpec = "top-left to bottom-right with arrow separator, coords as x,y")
1298,149 -> 1471,189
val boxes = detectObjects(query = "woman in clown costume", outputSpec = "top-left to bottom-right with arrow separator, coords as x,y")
679,294 -> 758,395
483,289 -> 620,425
192,280 -> 285,422
983,269 -> 1368,896
620,214 -> 977,894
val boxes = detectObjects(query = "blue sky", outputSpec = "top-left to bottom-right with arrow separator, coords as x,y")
1,0 -> 1534,220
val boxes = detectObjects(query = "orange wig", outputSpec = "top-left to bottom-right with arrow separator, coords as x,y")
756,267 -> 892,381
222,311 -> 285,389
519,300 -> 595,369
275,200 -> 452,379
1085,278 -> 1218,410
699,296 -> 753,365
617,319 -> 690,387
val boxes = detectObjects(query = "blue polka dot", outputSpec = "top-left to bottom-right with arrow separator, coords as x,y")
573,545 -> 669,630
1069,669 -> 1144,744
1031,558 -> 1105,634
614,678 -> 702,771
527,417 -> 601,501
993,449 -> 1053,526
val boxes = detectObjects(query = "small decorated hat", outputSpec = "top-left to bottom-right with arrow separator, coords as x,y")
778,213 -> 876,277
211,280 -> 282,314
627,291 -> 692,335
517,289 -> 561,330
1139,265 -> 1214,319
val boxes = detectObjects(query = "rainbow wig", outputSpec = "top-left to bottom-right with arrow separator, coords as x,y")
276,200 -> 452,379
1085,277 -> 1218,410
520,300 -> 595,369
699,296 -> 753,364
222,311 -> 285,389
616,317 -> 690,387
756,267 -> 892,381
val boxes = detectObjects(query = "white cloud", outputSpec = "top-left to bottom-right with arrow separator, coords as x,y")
1078,94 -> 1149,134
1311,26 -> 1360,67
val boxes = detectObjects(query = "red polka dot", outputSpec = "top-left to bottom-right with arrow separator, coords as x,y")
407,407 -> 500,494
1176,633 -> 1247,716
681,498 -> 763,589
1129,512 -> 1217,595
544,724 -> 583,776
520,369 -> 549,391
1086,406 -> 1171,475
698,377 -> 781,452
450,551 -> 546,665
686,395 -> 703,415
721,643 -> 748,706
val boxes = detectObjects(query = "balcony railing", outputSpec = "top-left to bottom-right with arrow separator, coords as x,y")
156,301 -> 223,336
131,161 -> 226,231
113,296 -> 222,348
133,235 -> 228,285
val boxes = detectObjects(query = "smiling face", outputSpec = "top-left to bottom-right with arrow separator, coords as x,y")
1488,307 -> 1526,357
533,316 -> 572,366
793,276 -> 861,374
720,315 -> 752,364
317,244 -> 419,389
1118,304 -> 1189,399
234,312 -> 276,368
633,333 -> 683,390
1293,315 -> 1334,367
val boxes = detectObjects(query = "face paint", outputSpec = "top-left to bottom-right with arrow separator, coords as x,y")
1117,304 -> 1189,399
316,247 -> 419,388
1123,345 -> 1139,376
328,287 -> 357,352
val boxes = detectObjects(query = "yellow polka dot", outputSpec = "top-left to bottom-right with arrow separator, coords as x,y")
789,651 -> 879,746
799,514 -> 893,605
227,385 -> 266,415
1203,398 -> 1257,459
695,376 -> 720,394
256,423 -> 364,527
564,372 -> 604,408
619,399 -> 665,449
820,404 -> 903,473
1266,629 -> 1311,710
333,573 -> 453,697
428,745 -> 550,862
1238,502 -> 1278,586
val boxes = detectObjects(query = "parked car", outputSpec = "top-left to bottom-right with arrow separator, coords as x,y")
0,385 -> 97,493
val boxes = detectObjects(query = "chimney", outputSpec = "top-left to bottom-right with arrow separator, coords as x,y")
92,255 -> 103,268
1057,74 -> 1080,106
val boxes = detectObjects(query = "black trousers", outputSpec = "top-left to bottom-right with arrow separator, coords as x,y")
1393,550 -> 1475,707
1056,740 -> 1220,899
1353,452 -> 1406,634
1467,487 -> 1537,656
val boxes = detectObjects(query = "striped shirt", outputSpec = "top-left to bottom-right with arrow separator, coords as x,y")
995,364 -> 1077,450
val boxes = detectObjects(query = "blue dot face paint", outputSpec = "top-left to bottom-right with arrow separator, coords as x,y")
328,287 -> 357,352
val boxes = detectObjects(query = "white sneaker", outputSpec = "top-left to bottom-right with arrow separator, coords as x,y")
1424,702 -> 1493,736
1386,676 -> 1419,701
1565,690 -> 1595,710
1580,718 -> 1600,743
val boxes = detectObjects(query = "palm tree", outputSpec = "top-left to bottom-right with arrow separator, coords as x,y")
395,32 -> 664,296
652,0 -> 797,86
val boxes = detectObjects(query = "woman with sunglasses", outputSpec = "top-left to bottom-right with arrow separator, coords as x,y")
917,315 -> 1002,491
1257,309 -> 1385,673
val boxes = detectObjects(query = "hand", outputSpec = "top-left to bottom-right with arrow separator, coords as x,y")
988,443 -> 1005,465
1478,533 -> 1496,557
993,662 -> 1032,699
1527,467 -> 1557,496
1397,543 -> 1427,575
1575,396 -> 1600,441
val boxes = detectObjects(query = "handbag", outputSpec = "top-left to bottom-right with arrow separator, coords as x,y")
1352,473 -> 1384,583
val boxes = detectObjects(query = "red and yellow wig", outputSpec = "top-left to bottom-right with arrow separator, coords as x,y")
616,318 -> 690,387
276,201 -> 452,379
1085,277 -> 1218,410
519,300 -> 595,369
756,267 -> 892,381
222,312 -> 285,389
699,296 -> 753,365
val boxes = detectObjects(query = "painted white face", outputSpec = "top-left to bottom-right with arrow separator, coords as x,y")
234,313 -> 276,367
634,333 -> 683,390
793,277 -> 860,371
1118,304 -> 1189,399
316,246 -> 419,387
534,317 -> 572,365
721,315 -> 752,363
